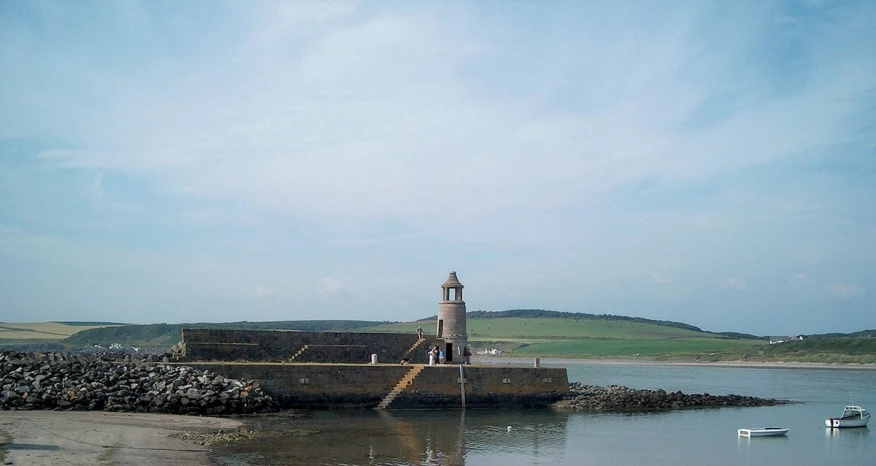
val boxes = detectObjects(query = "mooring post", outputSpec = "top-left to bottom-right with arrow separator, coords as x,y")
459,364 -> 466,409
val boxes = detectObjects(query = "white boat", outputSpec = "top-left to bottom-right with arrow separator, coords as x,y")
737,427 -> 789,437
825,405 -> 870,428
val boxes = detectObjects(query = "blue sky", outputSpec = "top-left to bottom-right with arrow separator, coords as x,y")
1,1 -> 874,335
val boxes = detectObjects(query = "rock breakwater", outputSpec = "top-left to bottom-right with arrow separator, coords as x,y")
554,382 -> 791,412
0,351 -> 278,415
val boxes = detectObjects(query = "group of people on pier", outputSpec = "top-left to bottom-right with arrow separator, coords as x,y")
415,326 -> 472,365
426,345 -> 472,365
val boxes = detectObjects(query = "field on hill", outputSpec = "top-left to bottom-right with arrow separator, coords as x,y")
4,316 -> 869,363
0,322 -> 123,341
665,337 -> 876,364
61,320 -> 384,349
360,317 -> 763,357
511,338 -> 759,357
362,317 -> 713,339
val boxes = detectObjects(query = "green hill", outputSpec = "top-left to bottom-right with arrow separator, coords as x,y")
360,314 -> 763,357
0,322 -> 123,341
61,320 -> 387,349
363,316 -> 715,339
5,311 -> 868,362
655,336 -> 876,364
413,309 -> 761,340
804,329 -> 876,339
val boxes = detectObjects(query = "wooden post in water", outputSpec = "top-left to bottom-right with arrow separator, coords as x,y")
459,364 -> 466,409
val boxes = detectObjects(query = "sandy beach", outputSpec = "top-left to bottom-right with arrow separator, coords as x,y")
473,355 -> 876,370
0,411 -> 242,466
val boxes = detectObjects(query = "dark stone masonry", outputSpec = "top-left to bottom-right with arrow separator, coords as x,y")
553,382 -> 792,412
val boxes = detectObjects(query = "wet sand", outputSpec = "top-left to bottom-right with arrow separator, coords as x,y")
0,411 -> 242,465
474,355 -> 876,370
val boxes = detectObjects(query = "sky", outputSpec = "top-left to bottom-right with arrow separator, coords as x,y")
1,0 -> 874,335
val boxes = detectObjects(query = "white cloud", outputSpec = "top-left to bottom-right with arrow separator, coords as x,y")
724,277 -> 746,291
652,273 -> 674,285
2,2 -> 875,332
253,285 -> 273,298
16,1 -> 873,242
319,277 -> 344,295
826,283 -> 864,299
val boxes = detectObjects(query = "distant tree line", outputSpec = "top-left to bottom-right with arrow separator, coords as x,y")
764,336 -> 876,355
803,329 -> 876,339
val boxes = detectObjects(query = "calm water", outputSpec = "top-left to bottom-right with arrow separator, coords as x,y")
215,363 -> 876,465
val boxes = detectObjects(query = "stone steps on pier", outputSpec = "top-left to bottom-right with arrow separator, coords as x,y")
376,365 -> 425,409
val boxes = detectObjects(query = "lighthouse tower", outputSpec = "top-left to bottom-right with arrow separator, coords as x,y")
436,271 -> 468,362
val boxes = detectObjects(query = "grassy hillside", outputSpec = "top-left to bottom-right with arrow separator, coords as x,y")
62,320 -> 387,348
465,309 -> 709,333
0,322 -> 122,340
4,312 -> 870,362
55,321 -> 127,326
512,337 -> 758,357
360,316 -> 763,357
805,330 -> 876,339
363,317 -> 715,339
412,309 -> 762,340
672,337 -> 876,364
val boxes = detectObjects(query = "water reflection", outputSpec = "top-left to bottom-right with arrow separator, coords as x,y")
211,364 -> 876,465
824,427 -> 870,438
215,409 -> 571,465
824,426 -> 870,453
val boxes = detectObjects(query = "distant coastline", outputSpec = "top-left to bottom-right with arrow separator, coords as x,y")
475,355 -> 876,371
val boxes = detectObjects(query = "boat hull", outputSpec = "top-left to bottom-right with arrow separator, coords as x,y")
825,416 -> 870,428
738,428 -> 789,437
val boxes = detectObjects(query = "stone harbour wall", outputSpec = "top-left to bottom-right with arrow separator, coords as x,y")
187,363 -> 411,409
394,365 -> 569,409
188,362 -> 569,409
182,329 -> 422,363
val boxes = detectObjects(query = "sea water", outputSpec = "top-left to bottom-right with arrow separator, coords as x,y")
214,363 -> 876,465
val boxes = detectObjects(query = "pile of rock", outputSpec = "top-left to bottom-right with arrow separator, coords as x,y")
0,351 -> 278,415
554,382 -> 790,412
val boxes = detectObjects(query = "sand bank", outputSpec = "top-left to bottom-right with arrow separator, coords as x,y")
474,355 -> 876,370
0,411 -> 242,466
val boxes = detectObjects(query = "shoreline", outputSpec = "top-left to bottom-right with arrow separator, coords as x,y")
0,411 -> 242,465
473,355 -> 876,370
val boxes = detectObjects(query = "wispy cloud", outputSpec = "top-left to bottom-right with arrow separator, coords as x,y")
253,285 -> 273,298
1,1 -> 874,333
318,277 -> 344,295
11,2 -> 871,230
724,277 -> 746,291
652,273 -> 674,285
826,283 -> 864,299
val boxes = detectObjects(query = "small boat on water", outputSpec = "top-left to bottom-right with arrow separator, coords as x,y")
825,406 -> 870,428
738,427 -> 789,437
